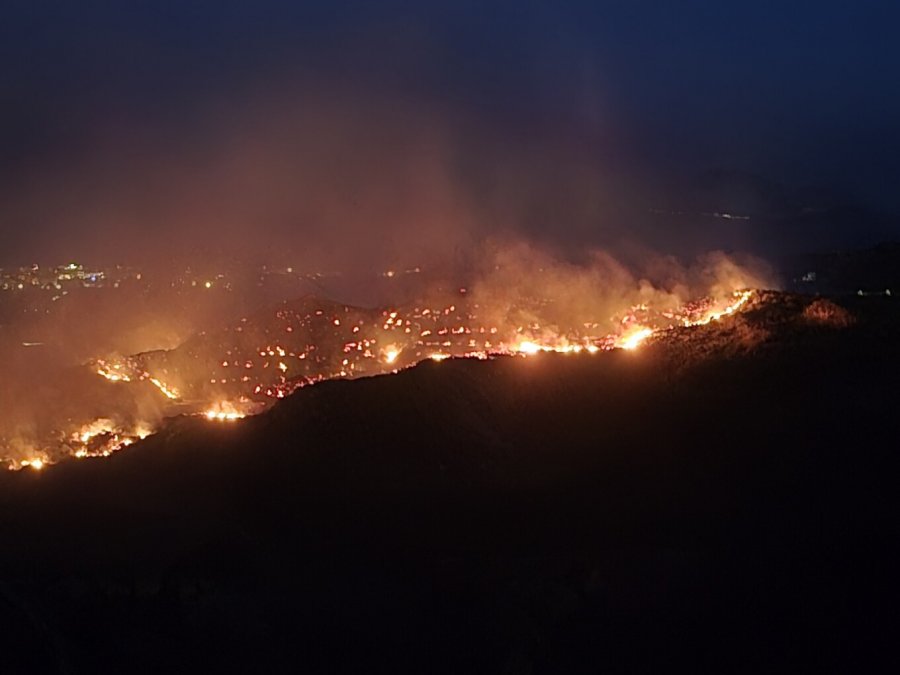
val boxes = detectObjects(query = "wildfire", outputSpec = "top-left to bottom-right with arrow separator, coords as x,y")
148,377 -> 179,400
686,289 -> 754,326
202,401 -> 247,421
11,286 -> 757,472
94,358 -> 179,402
7,453 -> 52,471
96,363 -> 131,382
616,327 -> 654,351
512,339 -> 597,356
515,341 -> 542,355
75,418 -> 115,444
500,291 -> 753,357
68,418 -> 156,459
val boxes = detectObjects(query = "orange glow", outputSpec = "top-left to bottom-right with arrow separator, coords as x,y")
10,284 -> 757,471
75,418 -> 115,444
96,364 -> 130,382
515,341 -> 542,355
686,289 -> 754,326
68,418 -> 156,459
148,377 -> 179,400
202,401 -> 247,421
616,327 -> 654,351
9,454 -> 52,471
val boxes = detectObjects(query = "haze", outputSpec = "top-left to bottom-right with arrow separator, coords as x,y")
2,1 -> 898,269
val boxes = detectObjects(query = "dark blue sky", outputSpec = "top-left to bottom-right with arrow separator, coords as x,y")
1,1 -> 899,263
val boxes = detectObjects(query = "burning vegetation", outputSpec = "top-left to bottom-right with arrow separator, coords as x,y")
1,249 -> 771,470
802,298 -> 855,327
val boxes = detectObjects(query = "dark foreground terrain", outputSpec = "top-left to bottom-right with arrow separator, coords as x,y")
1,292 -> 898,673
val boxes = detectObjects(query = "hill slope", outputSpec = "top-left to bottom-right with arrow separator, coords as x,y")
0,293 -> 898,673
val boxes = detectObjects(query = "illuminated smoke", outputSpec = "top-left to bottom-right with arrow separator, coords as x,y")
0,243 -> 773,470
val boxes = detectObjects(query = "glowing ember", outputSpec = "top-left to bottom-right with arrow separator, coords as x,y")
383,346 -> 401,364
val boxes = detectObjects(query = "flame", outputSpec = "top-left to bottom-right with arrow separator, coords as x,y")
616,327 -> 654,351
202,401 -> 247,421
96,364 -> 131,382
94,358 -> 178,399
134,423 -> 153,439
8,452 -> 52,471
686,289 -> 754,326
148,377 -> 179,400
12,286 -> 757,471
75,418 -> 116,444
515,341 -> 542,355
512,339 -> 596,356
68,418 -> 156,459
505,291 -> 753,356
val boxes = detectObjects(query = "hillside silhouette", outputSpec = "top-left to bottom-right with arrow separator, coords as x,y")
0,292 -> 898,673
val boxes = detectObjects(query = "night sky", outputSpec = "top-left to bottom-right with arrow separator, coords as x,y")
1,1 -> 898,265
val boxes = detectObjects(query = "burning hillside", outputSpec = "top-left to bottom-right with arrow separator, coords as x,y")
1,248 -> 770,470
118,288 -> 755,400
5,289 -> 755,471
0,288 -> 894,674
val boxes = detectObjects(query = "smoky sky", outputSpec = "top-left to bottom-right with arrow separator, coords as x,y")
1,0 -> 899,266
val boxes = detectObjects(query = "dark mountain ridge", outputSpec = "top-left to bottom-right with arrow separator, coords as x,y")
0,291 -> 898,673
